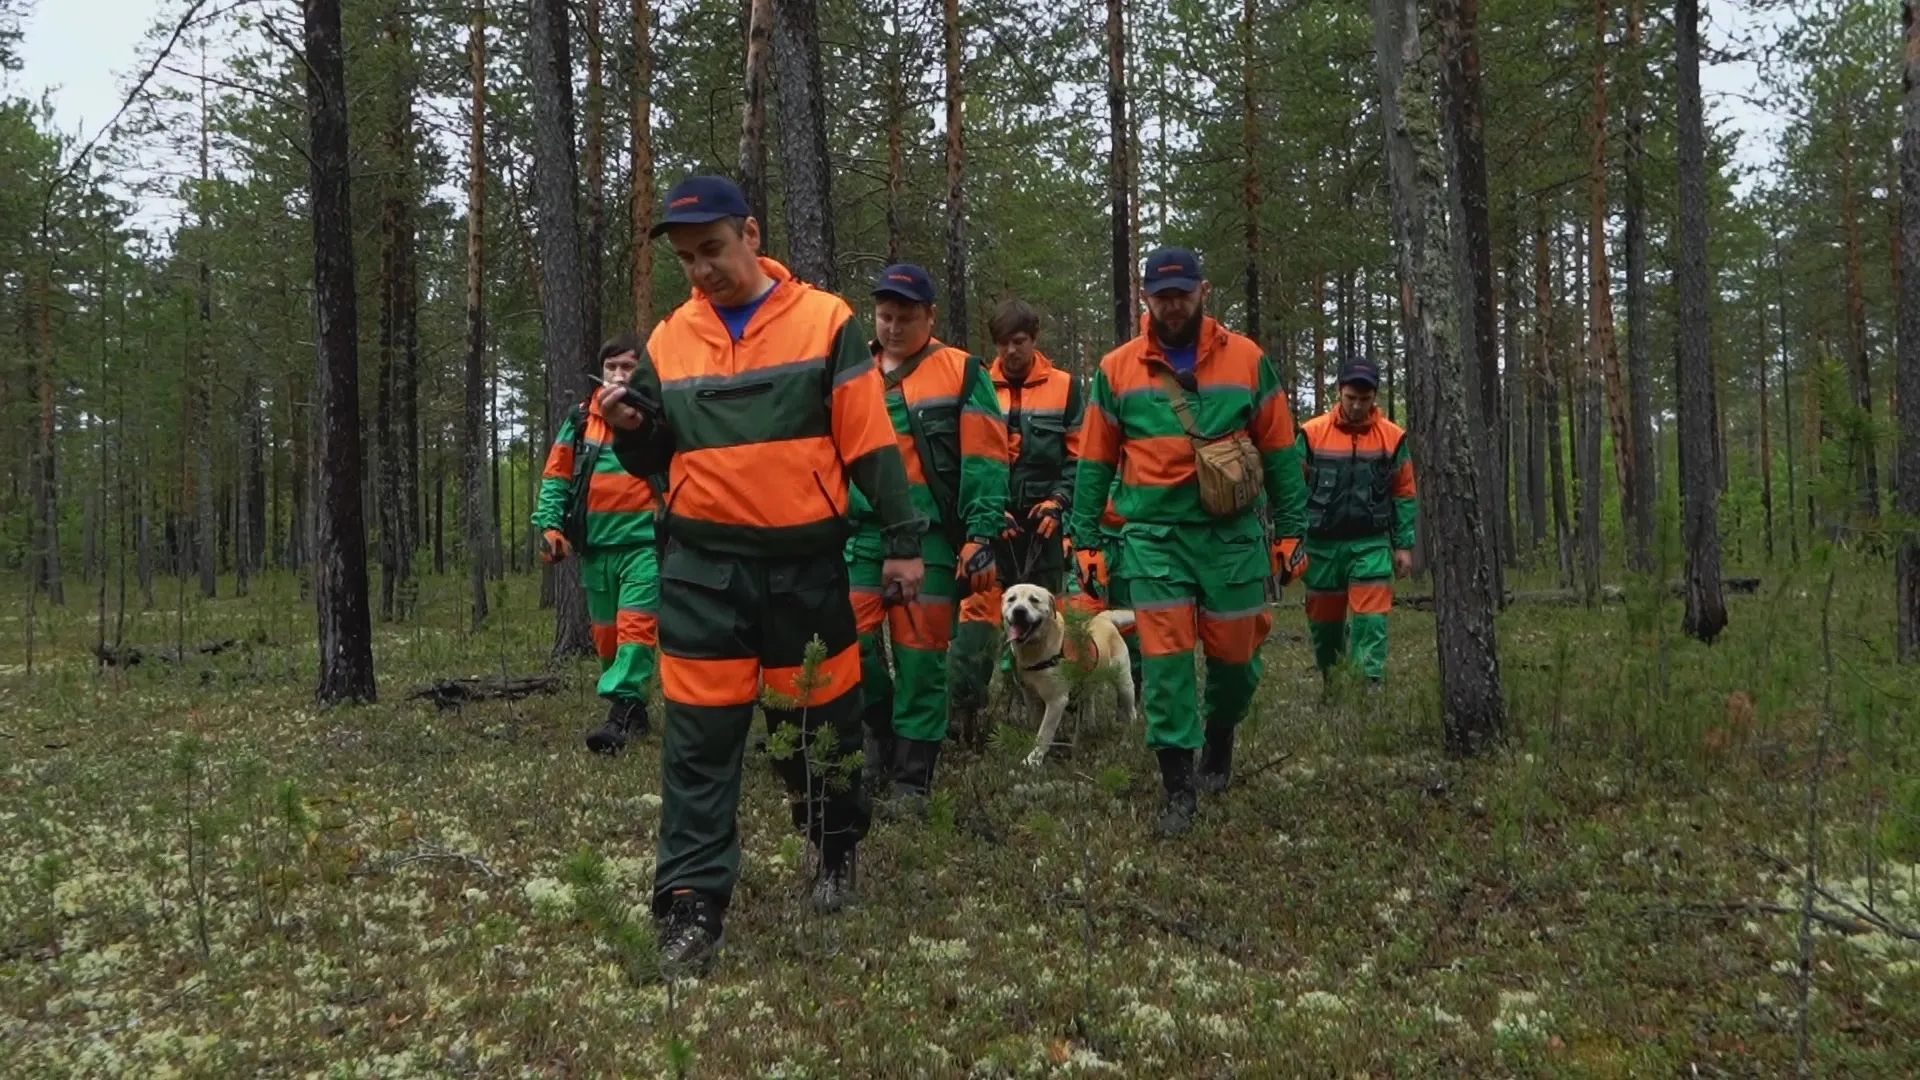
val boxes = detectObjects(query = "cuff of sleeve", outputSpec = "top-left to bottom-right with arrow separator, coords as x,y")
881,517 -> 927,560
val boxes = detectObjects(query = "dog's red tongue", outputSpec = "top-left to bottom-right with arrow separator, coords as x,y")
1006,622 -> 1027,644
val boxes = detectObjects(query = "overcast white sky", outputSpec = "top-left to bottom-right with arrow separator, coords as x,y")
8,0 -> 1793,229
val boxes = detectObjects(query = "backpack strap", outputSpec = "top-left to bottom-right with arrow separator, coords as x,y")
1155,369 -> 1216,442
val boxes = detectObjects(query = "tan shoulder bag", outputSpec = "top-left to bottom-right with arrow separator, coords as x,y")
1156,371 -> 1263,517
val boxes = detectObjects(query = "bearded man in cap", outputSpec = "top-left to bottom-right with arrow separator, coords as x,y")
1068,246 -> 1309,838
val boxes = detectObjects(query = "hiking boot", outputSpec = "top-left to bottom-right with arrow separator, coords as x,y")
807,846 -> 857,914
1156,747 -> 1198,838
1366,677 -> 1384,696
656,889 -> 723,980
586,699 -> 648,755
862,730 -> 895,795
1197,724 -> 1235,795
880,738 -> 941,821
950,705 -> 987,751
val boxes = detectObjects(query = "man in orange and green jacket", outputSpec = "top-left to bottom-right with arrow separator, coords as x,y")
1069,246 -> 1309,838
532,334 -> 664,755
951,297 -> 1084,746
601,176 -> 925,978
1300,357 -> 1417,686
846,263 -> 1009,815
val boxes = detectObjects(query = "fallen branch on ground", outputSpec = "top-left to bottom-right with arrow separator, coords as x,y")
408,675 -> 564,711
1748,845 -> 1920,943
93,639 -> 241,666
1663,901 -> 1890,938
389,844 -> 503,880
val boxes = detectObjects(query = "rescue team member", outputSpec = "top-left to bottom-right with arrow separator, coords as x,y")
1069,246 -> 1308,839
531,334 -> 663,755
1299,357 -> 1416,689
951,298 -> 1084,747
599,176 -> 926,978
848,264 -> 1009,816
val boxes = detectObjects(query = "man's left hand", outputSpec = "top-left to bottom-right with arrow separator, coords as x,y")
1393,549 -> 1414,579
956,541 -> 998,594
1272,537 -> 1306,586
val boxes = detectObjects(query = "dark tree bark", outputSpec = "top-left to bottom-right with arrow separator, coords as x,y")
632,0 -> 655,327
1899,0 -> 1920,660
304,0 -> 377,704
774,0 -> 837,288
583,0 -> 606,349
464,0 -> 491,628
1777,231 -> 1798,563
1588,0 -> 1636,578
1375,0 -> 1505,754
941,0 -> 968,347
529,0 -> 597,659
1838,103 -> 1880,518
195,62 -> 217,600
739,0 -> 773,226
1502,208 -> 1523,565
1242,0 -> 1261,343
1107,0 -> 1132,347
1675,0 -> 1726,642
1436,0 -> 1503,604
883,0 -> 905,264
1623,0 -> 1656,571
1538,203 -> 1572,586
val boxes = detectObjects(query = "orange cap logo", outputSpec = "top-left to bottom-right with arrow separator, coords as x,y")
670,195 -> 702,208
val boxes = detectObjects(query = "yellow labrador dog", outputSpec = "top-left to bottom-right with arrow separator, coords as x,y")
1001,583 -> 1136,767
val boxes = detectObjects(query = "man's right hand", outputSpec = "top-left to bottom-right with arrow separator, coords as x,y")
880,557 -> 926,605
597,383 -> 647,431
539,529 -> 572,564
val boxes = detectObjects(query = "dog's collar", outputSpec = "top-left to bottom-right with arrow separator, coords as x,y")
1023,650 -> 1064,672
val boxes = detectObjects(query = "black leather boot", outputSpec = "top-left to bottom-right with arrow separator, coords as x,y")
1197,724 -> 1235,795
882,738 -> 942,820
1156,747 -> 1197,838
586,699 -> 648,754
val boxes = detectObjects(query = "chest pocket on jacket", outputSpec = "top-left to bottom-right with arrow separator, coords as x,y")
914,402 -> 963,494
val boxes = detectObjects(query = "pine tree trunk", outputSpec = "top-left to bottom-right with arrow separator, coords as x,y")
1437,0 -> 1503,605
941,0 -> 968,348
1242,0 -> 1261,343
1375,0 -> 1505,754
1758,300 -> 1774,561
583,0 -> 606,350
1623,0 -> 1656,570
774,0 -> 837,288
1106,0 -> 1131,347
1539,204 -> 1573,586
1675,0 -> 1727,642
34,260 -> 64,605
1502,215 -> 1522,565
884,0 -> 904,265
529,0 -> 597,660
1588,0 -> 1636,577
1898,0 -> 1920,660
1527,213 -> 1550,551
1313,274 -> 1327,415
632,0 -> 655,328
1839,107 -> 1880,518
304,0 -> 377,704
1777,232 -> 1798,562
739,0 -> 773,226
465,0 -> 492,628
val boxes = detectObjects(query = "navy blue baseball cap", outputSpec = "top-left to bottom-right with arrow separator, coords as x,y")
650,175 -> 753,238
1337,356 -> 1381,389
1143,247 -> 1203,295
873,263 -> 936,304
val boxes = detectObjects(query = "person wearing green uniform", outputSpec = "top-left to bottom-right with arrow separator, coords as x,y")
1070,247 -> 1309,838
1298,357 -> 1416,688
950,298 -> 1085,746
533,334 -> 665,755
847,264 -> 1009,816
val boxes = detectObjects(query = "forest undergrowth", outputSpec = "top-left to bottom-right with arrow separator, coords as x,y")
2,554 -> 1917,1078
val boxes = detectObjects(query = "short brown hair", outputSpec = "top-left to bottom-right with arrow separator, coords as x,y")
989,298 -> 1041,345
598,332 -> 643,364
